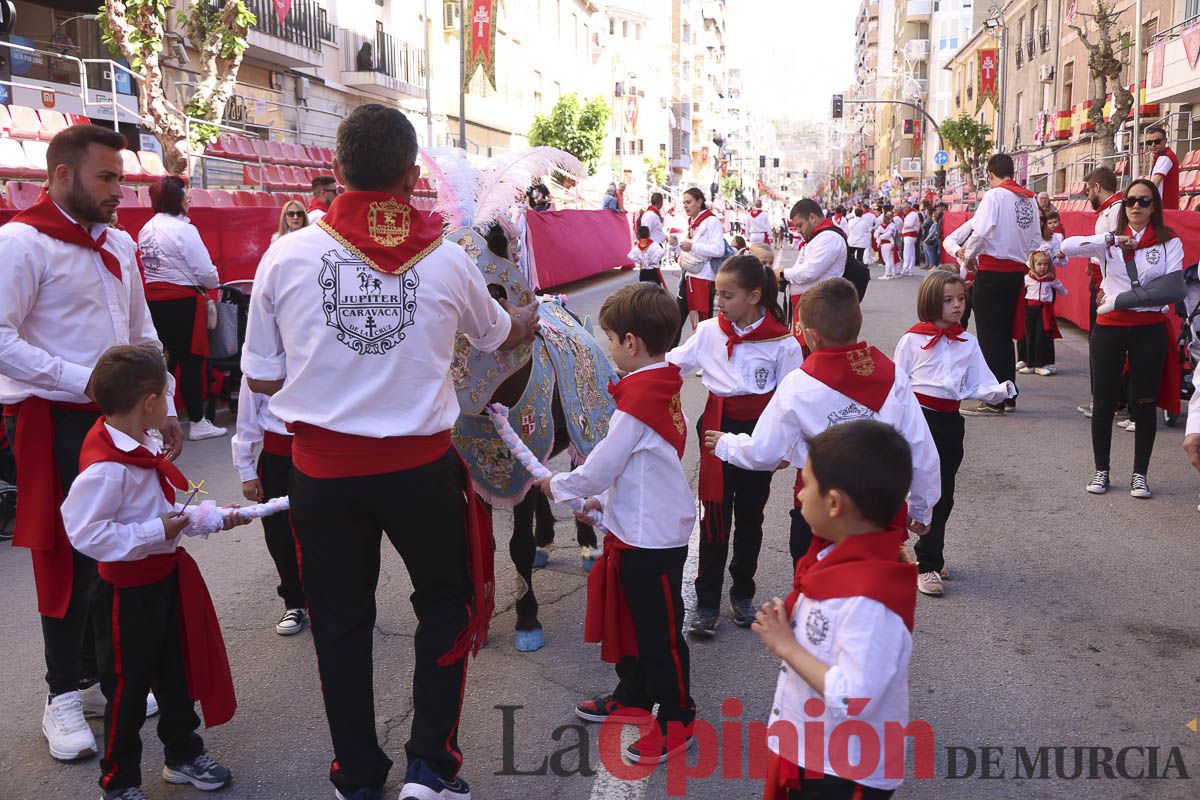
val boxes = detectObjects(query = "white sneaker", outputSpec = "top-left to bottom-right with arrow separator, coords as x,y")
1018,366 -> 1035,374
1034,367 -> 1052,376
1015,361 -> 1027,370
79,682 -> 159,719
1077,402 -> 1094,418
1043,364 -> 1057,374
42,691 -> 97,761
188,419 -> 227,441
1121,420 -> 1137,433
276,607 -> 308,636
917,571 -> 944,597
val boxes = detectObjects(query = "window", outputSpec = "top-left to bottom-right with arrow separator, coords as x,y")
615,137 -> 622,154
622,20 -> 629,38
1062,61 -> 1073,109
637,139 -> 644,154
609,17 -> 615,35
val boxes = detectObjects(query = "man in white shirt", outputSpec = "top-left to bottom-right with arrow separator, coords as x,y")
242,104 -> 537,800
639,192 -> 667,246
776,199 -> 848,319
746,198 -> 774,245
1145,125 -> 1181,211
306,174 -> 337,222
0,124 -> 182,761
899,201 -> 921,276
845,206 -> 871,264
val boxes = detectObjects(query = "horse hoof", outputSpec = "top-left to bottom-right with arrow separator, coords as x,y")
532,548 -> 550,569
515,629 -> 545,652
580,546 -> 600,572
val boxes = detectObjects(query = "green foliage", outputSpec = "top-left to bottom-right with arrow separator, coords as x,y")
939,113 -> 993,174
643,155 -> 667,188
185,96 -> 220,146
97,0 -> 171,71
719,175 -> 739,200
528,93 -> 611,175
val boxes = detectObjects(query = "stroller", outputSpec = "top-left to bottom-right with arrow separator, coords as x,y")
204,281 -> 253,421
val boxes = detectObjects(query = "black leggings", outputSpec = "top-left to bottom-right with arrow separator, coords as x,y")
1090,323 -> 1167,475
148,298 -> 206,422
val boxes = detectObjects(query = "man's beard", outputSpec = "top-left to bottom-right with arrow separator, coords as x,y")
65,178 -> 114,224
1089,194 -> 1101,211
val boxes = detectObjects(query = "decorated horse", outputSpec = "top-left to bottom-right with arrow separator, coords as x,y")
424,148 -> 619,653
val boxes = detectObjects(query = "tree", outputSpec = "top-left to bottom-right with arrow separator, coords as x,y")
528,93 -> 611,175
939,113 -> 994,175
718,175 -> 739,201
99,0 -> 256,175
1068,0 -> 1133,158
643,155 -> 667,189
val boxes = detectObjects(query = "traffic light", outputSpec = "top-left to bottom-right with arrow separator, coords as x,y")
935,168 -> 947,190
759,155 -> 766,168
832,94 -> 843,119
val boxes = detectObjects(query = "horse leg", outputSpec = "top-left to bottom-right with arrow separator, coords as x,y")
533,491 -> 556,552
510,492 -> 545,652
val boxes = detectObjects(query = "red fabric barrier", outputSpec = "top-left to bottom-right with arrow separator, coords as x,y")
941,209 -> 1200,332
525,209 -> 635,289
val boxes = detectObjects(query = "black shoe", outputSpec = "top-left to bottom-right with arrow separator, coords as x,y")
399,759 -> 470,800
961,401 -> 1006,416
624,723 -> 697,764
688,608 -> 719,638
162,753 -> 232,790
729,596 -> 755,628
574,695 -> 647,724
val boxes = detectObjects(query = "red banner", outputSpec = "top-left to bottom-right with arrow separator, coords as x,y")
978,48 -> 998,110
464,0 -> 498,91
273,0 -> 292,25
913,119 -> 921,152
859,151 -> 867,170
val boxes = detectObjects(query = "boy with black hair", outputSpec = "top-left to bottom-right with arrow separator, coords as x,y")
704,277 -> 940,562
754,420 -> 917,799
61,344 -> 249,800
534,282 -> 698,765
628,224 -> 666,286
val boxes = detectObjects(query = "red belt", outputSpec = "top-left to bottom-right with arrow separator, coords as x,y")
1096,309 -> 1169,327
4,398 -> 101,618
261,430 -> 293,458
583,533 -> 638,664
915,392 -> 961,413
902,231 -> 919,238
100,549 -> 235,727
699,391 -> 774,505
145,282 -> 210,358
978,254 -> 1028,273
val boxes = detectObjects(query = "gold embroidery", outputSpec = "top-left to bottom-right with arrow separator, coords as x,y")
317,218 -> 442,277
669,393 -> 685,434
847,348 -> 875,377
368,198 -> 411,246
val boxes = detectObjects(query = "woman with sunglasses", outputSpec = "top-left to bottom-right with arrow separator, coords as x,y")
1145,125 -> 1181,211
272,200 -> 309,242
1061,179 -> 1184,499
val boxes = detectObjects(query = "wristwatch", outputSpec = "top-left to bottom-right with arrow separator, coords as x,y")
1104,231 -> 1116,248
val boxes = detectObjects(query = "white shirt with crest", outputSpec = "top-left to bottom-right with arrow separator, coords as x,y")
666,314 -> 803,398
1061,229 -> 1184,315
961,185 -> 1042,265
893,330 -> 1012,406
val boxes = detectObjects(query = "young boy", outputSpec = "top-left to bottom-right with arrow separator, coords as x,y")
533,282 -> 697,765
628,224 -> 666,287
703,277 -> 940,562
61,344 -> 248,800
754,421 -> 918,799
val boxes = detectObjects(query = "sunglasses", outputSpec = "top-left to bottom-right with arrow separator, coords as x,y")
1122,196 -> 1154,209
285,210 -> 305,217
1146,138 -> 1166,146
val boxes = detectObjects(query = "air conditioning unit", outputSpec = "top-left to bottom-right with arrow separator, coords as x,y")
443,1 -> 461,31
1039,64 -> 1055,83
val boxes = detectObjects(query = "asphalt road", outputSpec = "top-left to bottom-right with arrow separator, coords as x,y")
1,252 -> 1198,799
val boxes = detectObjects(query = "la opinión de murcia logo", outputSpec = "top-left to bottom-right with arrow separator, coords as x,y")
494,703 -> 1191,796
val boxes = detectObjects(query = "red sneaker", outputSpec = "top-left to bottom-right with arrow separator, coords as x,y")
574,695 -> 647,724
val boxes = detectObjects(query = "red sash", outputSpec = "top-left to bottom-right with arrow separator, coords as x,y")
99,550 -> 236,727
902,231 -> 919,238
685,277 -> 714,317
583,533 -> 639,663
608,364 -> 687,458
317,192 -> 443,276
977,254 -> 1028,273
800,343 -> 895,413
286,423 -> 494,664
145,282 -> 210,357
915,393 -> 960,413
261,430 -> 293,458
4,398 -> 101,618
12,191 -> 124,283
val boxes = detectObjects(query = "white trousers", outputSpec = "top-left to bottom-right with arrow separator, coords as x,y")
881,243 -> 896,277
902,236 -> 917,274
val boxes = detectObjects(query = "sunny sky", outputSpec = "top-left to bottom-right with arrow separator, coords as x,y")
724,1 -> 859,122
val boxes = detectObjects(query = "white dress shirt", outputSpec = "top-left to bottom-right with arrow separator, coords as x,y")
137,213 -> 220,289
1152,155 -> 1175,181
1024,275 -> 1069,303
941,219 -> 972,262
639,208 -> 666,245
685,213 -> 727,281
1095,197 -> 1123,236
241,222 -> 513,437
61,423 -> 195,562
549,362 -> 695,549
627,242 -> 665,270
961,185 -> 1042,265
667,314 -> 803,397
1060,229 -> 1184,316
747,210 -> 773,244
230,378 -> 290,482
0,205 -> 174,408
782,228 -> 847,293
902,210 -> 921,235
713,367 -> 941,525
861,211 -> 878,232
768,545 -> 912,791
846,215 -> 872,248
893,330 -> 1013,406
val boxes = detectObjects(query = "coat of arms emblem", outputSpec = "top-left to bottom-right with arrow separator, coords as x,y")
754,366 -> 770,390
846,347 -> 875,377
319,249 -> 418,355
826,403 -> 872,426
368,198 -> 412,247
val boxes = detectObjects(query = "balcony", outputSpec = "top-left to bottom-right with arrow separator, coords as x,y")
1147,24 -> 1200,104
238,0 -> 332,67
905,0 -> 931,20
340,29 -> 427,99
903,38 -> 930,60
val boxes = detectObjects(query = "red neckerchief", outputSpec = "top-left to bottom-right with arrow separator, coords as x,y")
644,205 -> 663,220
1125,224 -> 1161,251
717,310 -> 790,358
689,208 -> 715,234
608,364 -> 686,458
1096,192 -> 1123,215
12,190 -> 123,282
637,237 -> 653,251
805,218 -> 839,241
78,418 -> 188,503
784,525 -> 916,632
317,192 -> 443,275
749,208 -> 763,218
995,179 -> 1035,198
833,214 -> 844,226
907,321 -> 967,350
800,342 -> 896,413
307,198 -> 330,214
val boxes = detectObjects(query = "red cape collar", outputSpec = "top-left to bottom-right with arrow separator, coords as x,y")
317,192 -> 443,275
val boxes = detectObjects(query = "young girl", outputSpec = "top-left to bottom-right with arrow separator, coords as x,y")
894,271 -> 1015,597
667,255 -> 803,635
876,209 -> 899,280
628,224 -> 666,287
1020,250 -> 1069,376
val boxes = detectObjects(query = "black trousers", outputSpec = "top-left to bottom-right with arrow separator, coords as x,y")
612,546 -> 695,725
638,268 -> 663,285
1087,281 -> 1099,397
695,417 -> 773,609
848,246 -> 865,264
671,276 -> 715,349
148,298 -> 206,422
914,408 -> 964,575
1022,303 -> 1057,368
972,270 -> 1025,397
257,451 -> 306,610
5,408 -> 101,694
786,772 -> 895,799
1090,323 -> 1168,475
289,451 -> 473,794
93,575 -> 203,792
